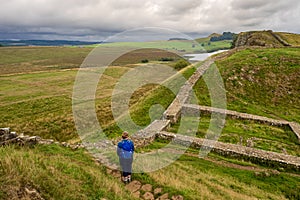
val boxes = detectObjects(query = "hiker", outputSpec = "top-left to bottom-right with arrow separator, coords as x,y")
117,131 -> 134,183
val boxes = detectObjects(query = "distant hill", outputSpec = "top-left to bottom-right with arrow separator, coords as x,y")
208,33 -> 222,38
194,33 -> 233,52
168,38 -> 188,41
210,32 -> 236,42
0,39 -> 99,47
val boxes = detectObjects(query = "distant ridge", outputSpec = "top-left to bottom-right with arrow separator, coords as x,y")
208,33 -> 222,38
0,39 -> 100,47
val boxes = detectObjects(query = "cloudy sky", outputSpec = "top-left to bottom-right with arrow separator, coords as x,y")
0,0 -> 300,41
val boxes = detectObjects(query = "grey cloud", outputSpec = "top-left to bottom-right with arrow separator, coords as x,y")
231,0 -> 274,10
0,0 -> 299,40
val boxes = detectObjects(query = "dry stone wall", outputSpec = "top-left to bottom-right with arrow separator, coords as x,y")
157,131 -> 300,171
182,104 -> 300,142
0,127 -> 84,149
163,59 -> 214,123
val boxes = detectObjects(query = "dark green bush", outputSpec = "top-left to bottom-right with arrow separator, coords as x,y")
141,59 -> 149,63
174,59 -> 189,70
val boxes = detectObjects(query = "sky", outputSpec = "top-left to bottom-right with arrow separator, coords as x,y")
0,0 -> 300,41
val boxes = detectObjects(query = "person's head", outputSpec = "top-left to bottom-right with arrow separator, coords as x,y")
122,131 -> 129,139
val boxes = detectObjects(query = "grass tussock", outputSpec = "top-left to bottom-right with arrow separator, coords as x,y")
0,144 -> 135,200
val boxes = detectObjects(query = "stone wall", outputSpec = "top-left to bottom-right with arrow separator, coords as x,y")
0,128 -> 84,149
182,104 -> 300,142
131,120 -> 171,148
157,131 -> 300,171
163,59 -> 214,123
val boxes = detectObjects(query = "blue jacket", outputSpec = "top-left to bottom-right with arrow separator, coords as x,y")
117,139 -> 134,159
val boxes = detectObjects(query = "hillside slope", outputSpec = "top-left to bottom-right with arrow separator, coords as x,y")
234,30 -> 291,48
276,32 -> 300,46
195,47 -> 300,123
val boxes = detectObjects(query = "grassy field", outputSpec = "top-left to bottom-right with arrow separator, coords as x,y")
93,39 -> 232,54
1,44 -> 300,199
0,46 -> 194,141
0,47 -> 92,75
1,143 -> 299,200
194,47 -> 300,123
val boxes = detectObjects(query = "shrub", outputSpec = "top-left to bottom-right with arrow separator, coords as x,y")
174,59 -> 189,70
141,59 -> 149,63
159,57 -> 174,62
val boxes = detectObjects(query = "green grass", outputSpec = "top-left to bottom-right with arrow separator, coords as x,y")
0,144 -> 136,200
93,39 -> 232,54
135,140 -> 300,199
1,43 -> 300,199
0,47 -> 92,75
103,65 -> 196,138
0,46 -> 196,141
194,47 -> 300,123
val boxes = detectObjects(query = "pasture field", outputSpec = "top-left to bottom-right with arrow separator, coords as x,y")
91,39 -> 232,53
0,46 -> 191,141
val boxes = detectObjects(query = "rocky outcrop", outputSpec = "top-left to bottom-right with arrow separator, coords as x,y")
234,30 -> 290,48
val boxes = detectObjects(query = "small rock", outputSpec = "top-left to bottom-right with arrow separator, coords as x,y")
0,128 -> 10,135
154,188 -> 162,195
24,187 -> 44,200
143,192 -> 154,200
141,184 -> 153,192
125,180 -> 142,193
157,193 -> 169,200
264,171 -> 270,177
272,170 -> 280,175
132,191 -> 140,198
171,195 -> 184,200
111,170 -> 121,178
106,168 -> 113,174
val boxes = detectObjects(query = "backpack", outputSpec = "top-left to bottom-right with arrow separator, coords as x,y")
118,140 -> 134,159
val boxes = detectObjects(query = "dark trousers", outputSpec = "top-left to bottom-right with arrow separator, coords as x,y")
119,158 -> 133,177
